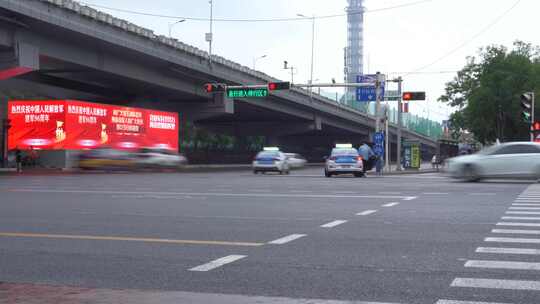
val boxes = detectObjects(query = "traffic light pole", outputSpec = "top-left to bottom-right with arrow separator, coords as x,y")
396,77 -> 403,171
532,92 -> 536,142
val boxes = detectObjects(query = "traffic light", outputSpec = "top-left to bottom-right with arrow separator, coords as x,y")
268,81 -> 291,91
204,83 -> 226,93
402,92 -> 426,101
521,92 -> 533,123
533,121 -> 540,132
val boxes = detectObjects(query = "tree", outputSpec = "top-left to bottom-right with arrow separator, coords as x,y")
439,41 -> 540,144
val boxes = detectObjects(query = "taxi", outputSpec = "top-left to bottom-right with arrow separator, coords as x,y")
253,147 -> 290,174
324,144 -> 364,177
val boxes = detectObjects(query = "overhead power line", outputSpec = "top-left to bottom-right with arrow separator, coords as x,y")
80,0 -> 436,22
406,0 -> 522,75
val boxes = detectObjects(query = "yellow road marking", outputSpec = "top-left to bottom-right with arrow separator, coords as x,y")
0,232 -> 263,247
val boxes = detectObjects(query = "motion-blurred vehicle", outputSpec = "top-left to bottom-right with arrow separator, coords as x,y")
136,148 -> 187,169
253,147 -> 290,174
284,153 -> 307,169
446,142 -> 540,182
324,144 -> 364,177
78,148 -> 135,170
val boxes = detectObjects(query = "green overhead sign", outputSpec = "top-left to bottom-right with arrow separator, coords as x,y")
227,87 -> 269,98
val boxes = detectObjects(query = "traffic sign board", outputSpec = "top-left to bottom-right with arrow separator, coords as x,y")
373,131 -> 385,157
356,74 -> 385,102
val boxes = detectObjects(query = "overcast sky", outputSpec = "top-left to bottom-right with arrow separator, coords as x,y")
83,0 -> 537,122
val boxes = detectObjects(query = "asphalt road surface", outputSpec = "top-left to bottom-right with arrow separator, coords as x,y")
0,167 -> 539,304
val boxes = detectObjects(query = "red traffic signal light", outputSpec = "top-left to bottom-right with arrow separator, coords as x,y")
533,121 -> 540,132
402,91 -> 426,101
268,81 -> 291,91
204,83 -> 226,93
403,92 -> 412,101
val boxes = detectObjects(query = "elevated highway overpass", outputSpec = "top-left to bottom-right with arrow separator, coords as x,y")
0,0 -> 438,162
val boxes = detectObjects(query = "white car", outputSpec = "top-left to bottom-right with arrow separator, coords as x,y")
284,153 -> 307,169
136,148 -> 187,169
253,150 -> 290,174
325,147 -> 364,177
446,142 -> 540,181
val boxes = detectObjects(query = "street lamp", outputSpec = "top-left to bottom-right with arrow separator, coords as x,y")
253,55 -> 267,70
297,13 -> 315,95
168,19 -> 185,38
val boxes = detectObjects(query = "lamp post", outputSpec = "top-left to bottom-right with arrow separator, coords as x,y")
206,0 -> 214,66
168,19 -> 185,38
297,13 -> 315,95
253,55 -> 267,70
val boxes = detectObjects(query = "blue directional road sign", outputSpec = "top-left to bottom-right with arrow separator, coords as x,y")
373,131 -> 385,157
356,74 -> 385,102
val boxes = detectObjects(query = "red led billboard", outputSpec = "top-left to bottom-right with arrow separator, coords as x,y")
8,100 -> 179,151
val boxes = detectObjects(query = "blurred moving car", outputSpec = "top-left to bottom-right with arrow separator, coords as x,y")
253,147 -> 290,174
446,142 -> 540,182
78,148 -> 135,170
325,144 -> 364,177
284,153 -> 307,169
136,148 -> 187,169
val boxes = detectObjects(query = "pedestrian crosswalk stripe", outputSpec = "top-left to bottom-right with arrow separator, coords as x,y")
512,203 -> 540,206
485,237 -> 540,244
509,207 -> 540,210
506,211 -> 540,215
501,216 -> 540,220
497,222 -> 540,227
436,300 -> 511,304
451,277 -> 540,291
464,260 -> 540,270
476,247 -> 540,255
492,229 -> 540,235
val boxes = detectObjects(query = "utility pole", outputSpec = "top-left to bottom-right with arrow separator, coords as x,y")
206,0 -> 214,66
396,76 -> 403,171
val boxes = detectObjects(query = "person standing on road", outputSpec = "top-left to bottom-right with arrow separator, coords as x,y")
15,147 -> 22,173
358,142 -> 375,174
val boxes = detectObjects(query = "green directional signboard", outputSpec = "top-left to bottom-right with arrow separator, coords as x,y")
227,87 -> 268,98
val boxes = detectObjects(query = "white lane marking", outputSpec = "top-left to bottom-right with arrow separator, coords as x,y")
320,220 -> 348,228
189,255 -> 247,272
476,247 -> 540,255
7,189 -> 411,200
268,234 -> 306,245
422,192 -> 449,195
497,222 -> 540,227
436,300 -> 511,304
332,191 -> 358,194
382,202 -> 400,207
465,260 -> 540,270
485,237 -> 540,244
506,211 -> 540,215
501,216 -> 540,220
512,203 -> 540,206
492,229 -> 540,235
451,277 -> 540,291
509,207 -> 540,210
403,196 -> 418,201
357,210 -> 378,216
379,191 -> 402,194
469,193 -> 497,196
